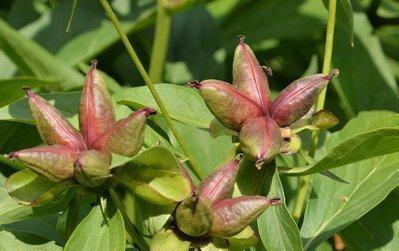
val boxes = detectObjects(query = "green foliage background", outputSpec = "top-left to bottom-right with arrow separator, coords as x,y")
0,0 -> 398,250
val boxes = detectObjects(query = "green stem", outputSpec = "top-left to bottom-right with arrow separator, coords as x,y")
292,0 -> 337,223
149,0 -> 172,83
99,0 -> 204,179
109,188 -> 149,251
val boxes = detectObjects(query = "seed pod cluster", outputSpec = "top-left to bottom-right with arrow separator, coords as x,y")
9,60 -> 156,187
193,36 -> 339,167
175,156 -> 280,238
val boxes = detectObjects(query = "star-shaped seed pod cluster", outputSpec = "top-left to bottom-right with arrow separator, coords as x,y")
8,61 -> 156,187
192,36 -> 339,168
172,155 -> 280,242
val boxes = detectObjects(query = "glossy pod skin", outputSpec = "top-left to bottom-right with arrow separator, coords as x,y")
9,145 -> 79,182
23,87 -> 86,150
92,107 -> 156,157
79,60 -> 116,148
270,70 -> 339,127
233,35 -> 271,114
239,117 -> 282,169
193,80 -> 263,131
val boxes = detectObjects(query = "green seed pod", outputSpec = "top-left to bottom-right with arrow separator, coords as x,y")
198,157 -> 241,205
175,196 -> 214,237
79,60 -> 116,148
92,107 -> 156,157
192,80 -> 263,131
239,117 -> 282,169
233,36 -> 271,114
9,145 -> 79,182
209,196 -> 281,238
74,150 -> 110,188
23,87 -> 86,150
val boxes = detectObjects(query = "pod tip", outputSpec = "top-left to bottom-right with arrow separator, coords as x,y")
235,153 -> 244,162
329,68 -> 340,78
237,35 -> 246,44
269,197 -> 281,206
188,80 -> 201,89
91,59 -> 99,68
22,86 -> 33,96
143,107 -> 157,116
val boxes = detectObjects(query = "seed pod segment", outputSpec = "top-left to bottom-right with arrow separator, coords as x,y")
198,157 -> 241,205
74,150 -> 110,188
270,70 -> 339,127
239,117 -> 282,169
23,87 -> 86,150
175,195 -> 214,237
92,107 -> 156,157
209,196 -> 281,238
79,60 -> 116,147
193,80 -> 263,131
233,36 -> 271,114
9,145 -> 79,182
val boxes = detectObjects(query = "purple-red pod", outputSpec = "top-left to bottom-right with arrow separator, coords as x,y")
239,117 -> 282,169
233,36 -> 271,114
270,70 -> 339,127
79,60 -> 116,147
193,80 -> 263,131
209,196 -> 281,237
92,107 -> 156,157
9,145 -> 79,182
198,156 -> 241,205
23,87 -> 86,150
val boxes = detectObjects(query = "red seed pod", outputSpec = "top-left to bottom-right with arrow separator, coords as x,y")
270,70 -> 339,127
23,87 -> 86,150
233,36 -> 271,114
193,80 -> 263,131
198,156 -> 241,205
9,145 -> 79,182
239,117 -> 282,169
92,107 -> 156,157
209,196 -> 281,237
79,60 -> 116,147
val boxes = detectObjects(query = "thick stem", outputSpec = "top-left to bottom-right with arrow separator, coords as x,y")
149,0 -> 172,83
99,0 -> 204,179
292,0 -> 337,223
109,188 -> 149,251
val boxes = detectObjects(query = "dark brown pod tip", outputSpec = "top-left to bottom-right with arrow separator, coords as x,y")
269,197 -> 282,206
22,86 -> 33,96
188,80 -> 201,89
237,35 -> 246,43
142,107 -> 157,116
329,68 -> 339,78
91,59 -> 99,67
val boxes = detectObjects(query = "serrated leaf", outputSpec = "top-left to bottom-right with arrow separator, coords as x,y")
64,203 -> 125,251
284,111 -> 399,175
257,165 -> 303,251
113,84 -> 213,129
114,146 -> 191,205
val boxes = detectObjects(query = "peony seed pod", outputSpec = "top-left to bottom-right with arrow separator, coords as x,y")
92,107 -> 156,157
23,87 -> 86,150
193,80 -> 263,131
209,196 -> 281,238
74,150 -> 110,188
239,117 -> 282,169
9,145 -> 79,182
198,157 -> 241,205
233,35 -> 271,114
175,195 -> 214,237
270,70 -> 339,127
79,60 -> 116,148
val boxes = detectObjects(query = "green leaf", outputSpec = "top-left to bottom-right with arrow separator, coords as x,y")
300,139 -> 399,249
64,203 -> 125,251
323,0 -> 354,46
0,230 -> 62,251
0,77 -> 59,107
6,169 -> 71,206
257,165 -> 303,251
0,18 -> 84,90
113,84 -> 213,128
0,186 -> 74,225
340,189 -> 399,251
284,111 -> 399,175
150,229 -> 190,251
114,146 -> 191,205
332,13 -> 399,118
228,226 -> 258,250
